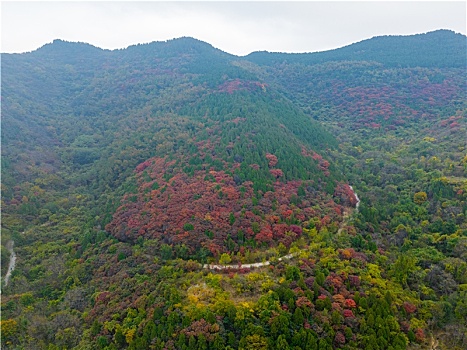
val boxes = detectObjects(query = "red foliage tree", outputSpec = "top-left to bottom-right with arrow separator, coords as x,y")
265,153 -> 278,167
269,168 -> 284,178
334,331 -> 346,346
181,318 -> 220,342
135,160 -> 151,172
415,328 -> 425,343
403,302 -> 417,314
289,225 -> 303,236
296,296 -> 314,310
255,226 -> 273,244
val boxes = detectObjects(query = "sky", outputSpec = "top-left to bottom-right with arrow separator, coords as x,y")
1,1 -> 466,56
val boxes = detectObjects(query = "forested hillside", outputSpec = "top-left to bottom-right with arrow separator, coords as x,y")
1,30 -> 466,349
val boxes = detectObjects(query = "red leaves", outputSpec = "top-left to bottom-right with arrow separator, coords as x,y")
255,226 -> 273,244
311,152 -> 322,161
218,79 -> 243,94
334,331 -> 346,345
348,275 -> 361,287
334,206 -> 343,215
265,153 -> 278,167
181,318 -> 220,342
108,156 -> 346,256
345,299 -> 357,308
400,321 -> 410,332
320,215 -> 331,227
300,148 -> 333,176
332,294 -> 346,305
332,302 -> 343,312
289,225 -> 303,236
135,160 -> 151,172
334,183 -> 358,207
95,291 -> 111,303
440,115 -> 462,129
272,224 -> 288,240
267,215 -> 280,224
222,185 -> 239,200
269,168 -> 284,178
296,296 -> 314,309
250,163 -> 260,170
217,79 -> 265,94
293,287 -> 305,296
319,159 -> 330,170
127,217 -> 141,229
403,302 -> 417,314
415,328 -> 425,343
205,242 -> 222,257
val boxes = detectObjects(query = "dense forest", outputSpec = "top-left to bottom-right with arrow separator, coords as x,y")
1,29 -> 466,349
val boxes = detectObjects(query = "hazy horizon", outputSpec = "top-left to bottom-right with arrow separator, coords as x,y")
2,1 -> 466,56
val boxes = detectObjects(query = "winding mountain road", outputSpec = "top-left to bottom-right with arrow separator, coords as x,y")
3,240 -> 17,289
202,252 -> 298,270
203,186 -> 360,271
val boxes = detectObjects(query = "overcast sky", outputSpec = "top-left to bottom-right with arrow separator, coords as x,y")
1,1 -> 466,56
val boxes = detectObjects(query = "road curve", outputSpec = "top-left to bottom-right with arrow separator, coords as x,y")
203,253 -> 298,270
203,185 -> 360,271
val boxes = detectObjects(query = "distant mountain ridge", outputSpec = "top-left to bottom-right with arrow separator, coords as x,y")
12,29 -> 466,68
245,29 -> 467,68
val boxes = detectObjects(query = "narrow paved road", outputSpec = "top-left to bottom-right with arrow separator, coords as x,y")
337,209 -> 351,235
349,185 -> 361,211
203,253 -> 297,270
203,185 -> 360,271
3,240 -> 17,288
338,186 -> 360,235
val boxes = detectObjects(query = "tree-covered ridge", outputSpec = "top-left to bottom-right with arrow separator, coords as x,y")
1,30 -> 467,349
245,30 -> 466,68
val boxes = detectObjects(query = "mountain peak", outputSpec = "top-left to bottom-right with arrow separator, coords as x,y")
123,36 -> 233,59
37,39 -> 105,53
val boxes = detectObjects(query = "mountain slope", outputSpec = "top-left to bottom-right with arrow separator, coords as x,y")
2,36 -> 343,252
243,30 -> 467,349
1,30 -> 466,350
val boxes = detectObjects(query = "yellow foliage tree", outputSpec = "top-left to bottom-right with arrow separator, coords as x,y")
219,253 -> 231,265
414,191 -> 427,204
0,319 -> 18,342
